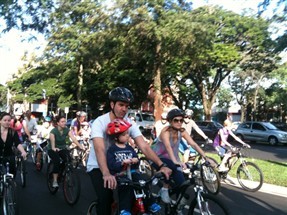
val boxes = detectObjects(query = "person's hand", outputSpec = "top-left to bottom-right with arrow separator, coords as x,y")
180,162 -> 187,170
159,166 -> 172,180
123,159 -> 132,165
52,147 -> 60,152
205,138 -> 213,144
21,151 -> 27,160
102,173 -> 117,189
243,143 -> 251,148
131,158 -> 139,164
78,144 -> 85,150
205,157 -> 217,168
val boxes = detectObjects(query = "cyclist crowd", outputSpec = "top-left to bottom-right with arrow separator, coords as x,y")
0,86 -> 247,215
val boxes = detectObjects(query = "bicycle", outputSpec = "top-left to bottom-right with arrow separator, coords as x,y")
86,171 -> 165,215
46,150 -> 81,205
69,138 -> 90,169
34,138 -> 49,171
183,152 -> 221,195
15,154 -> 26,188
0,162 -> 19,215
209,145 -> 264,192
155,164 -> 229,215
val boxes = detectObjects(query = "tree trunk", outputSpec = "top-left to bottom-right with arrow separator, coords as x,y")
77,63 -> 83,110
153,43 -> 163,121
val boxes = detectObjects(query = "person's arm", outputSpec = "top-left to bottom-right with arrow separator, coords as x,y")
191,120 -> 208,140
93,137 -> 117,189
182,130 -> 207,159
68,130 -> 84,150
229,130 -> 249,146
13,130 -> 27,159
49,132 -> 59,151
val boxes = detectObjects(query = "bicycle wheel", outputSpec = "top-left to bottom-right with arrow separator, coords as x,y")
200,163 -> 221,195
30,144 -> 37,164
2,180 -> 19,215
70,148 -> 80,169
237,161 -> 263,192
19,158 -> 26,188
188,193 -> 229,215
47,162 -> 59,194
87,201 -> 97,215
138,157 -> 154,179
63,167 -> 81,205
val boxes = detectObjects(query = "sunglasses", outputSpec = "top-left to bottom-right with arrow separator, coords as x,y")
172,118 -> 184,123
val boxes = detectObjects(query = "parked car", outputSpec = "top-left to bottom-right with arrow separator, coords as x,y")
234,121 -> 287,146
127,110 -> 155,138
191,121 -> 223,141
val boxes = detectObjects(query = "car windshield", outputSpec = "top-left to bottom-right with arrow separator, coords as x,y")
141,113 -> 155,122
264,122 -> 279,130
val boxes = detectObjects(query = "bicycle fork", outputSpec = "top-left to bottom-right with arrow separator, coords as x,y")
195,186 -> 212,215
132,190 -> 146,214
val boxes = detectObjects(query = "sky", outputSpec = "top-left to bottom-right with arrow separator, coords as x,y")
0,0 -> 276,86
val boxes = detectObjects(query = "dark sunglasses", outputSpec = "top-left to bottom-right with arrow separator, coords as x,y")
172,118 -> 184,123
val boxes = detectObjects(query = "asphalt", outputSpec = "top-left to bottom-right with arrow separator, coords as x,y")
222,175 -> 287,198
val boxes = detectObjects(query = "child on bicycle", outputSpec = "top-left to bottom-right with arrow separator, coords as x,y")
106,119 -> 161,215
213,119 -> 250,172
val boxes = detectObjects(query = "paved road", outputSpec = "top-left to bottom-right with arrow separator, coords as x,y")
16,159 -> 287,215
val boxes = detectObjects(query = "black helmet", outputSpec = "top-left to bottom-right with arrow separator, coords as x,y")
166,108 -> 185,121
109,87 -> 134,103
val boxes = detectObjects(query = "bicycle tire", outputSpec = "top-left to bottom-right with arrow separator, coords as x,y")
63,167 -> 81,205
87,201 -> 97,215
138,157 -> 154,179
70,148 -> 80,169
30,145 -> 37,164
200,163 -> 221,195
2,179 -> 19,215
188,192 -> 229,215
47,162 -> 59,194
19,158 -> 26,188
237,161 -> 263,192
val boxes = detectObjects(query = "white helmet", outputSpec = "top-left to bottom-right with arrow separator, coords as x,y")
161,112 -> 167,119
185,109 -> 193,116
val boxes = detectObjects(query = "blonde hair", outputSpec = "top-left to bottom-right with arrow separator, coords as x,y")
223,119 -> 232,127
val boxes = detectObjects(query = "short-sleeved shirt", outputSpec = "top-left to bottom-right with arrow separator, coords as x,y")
152,129 -> 181,162
48,127 -> 70,150
86,112 -> 142,172
213,127 -> 230,148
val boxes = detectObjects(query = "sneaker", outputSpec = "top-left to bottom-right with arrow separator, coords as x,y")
119,210 -> 131,215
52,181 -> 59,188
218,166 -> 229,172
159,187 -> 171,203
149,203 -> 161,213
36,162 -> 41,171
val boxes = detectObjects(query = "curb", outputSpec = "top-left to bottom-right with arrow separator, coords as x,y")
221,176 -> 287,198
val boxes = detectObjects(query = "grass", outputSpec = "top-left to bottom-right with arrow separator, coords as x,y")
206,153 -> 287,187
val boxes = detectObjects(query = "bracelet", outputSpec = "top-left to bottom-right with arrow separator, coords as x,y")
158,162 -> 167,170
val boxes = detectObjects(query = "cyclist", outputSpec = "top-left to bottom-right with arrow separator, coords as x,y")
152,108 -> 210,204
0,112 -> 27,176
180,109 -> 212,163
48,115 -> 84,188
10,108 -> 31,144
35,116 -> 54,170
24,110 -> 38,139
86,87 -> 171,215
213,119 -> 250,172
106,119 -> 161,215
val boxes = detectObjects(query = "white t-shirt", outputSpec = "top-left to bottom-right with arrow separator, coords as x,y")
86,112 -> 142,172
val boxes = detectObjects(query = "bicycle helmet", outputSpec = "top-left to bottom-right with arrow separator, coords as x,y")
109,87 -> 134,103
44,116 -> 52,122
166,108 -> 185,121
14,107 -> 24,116
79,111 -> 87,117
185,109 -> 193,116
106,119 -> 132,136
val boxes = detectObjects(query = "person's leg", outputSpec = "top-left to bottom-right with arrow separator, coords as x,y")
88,169 -> 113,215
217,147 -> 230,171
48,150 -> 60,184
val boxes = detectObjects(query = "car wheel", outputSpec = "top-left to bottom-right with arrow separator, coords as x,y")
268,136 -> 278,146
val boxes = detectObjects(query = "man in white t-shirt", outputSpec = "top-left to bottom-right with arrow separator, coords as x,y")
87,87 -> 172,215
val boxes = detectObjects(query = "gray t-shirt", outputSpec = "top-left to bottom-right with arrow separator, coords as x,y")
86,112 -> 142,172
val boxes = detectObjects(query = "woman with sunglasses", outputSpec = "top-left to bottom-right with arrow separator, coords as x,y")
152,108 -> 208,205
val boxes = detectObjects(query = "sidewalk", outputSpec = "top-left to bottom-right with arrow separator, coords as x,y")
222,176 -> 287,198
